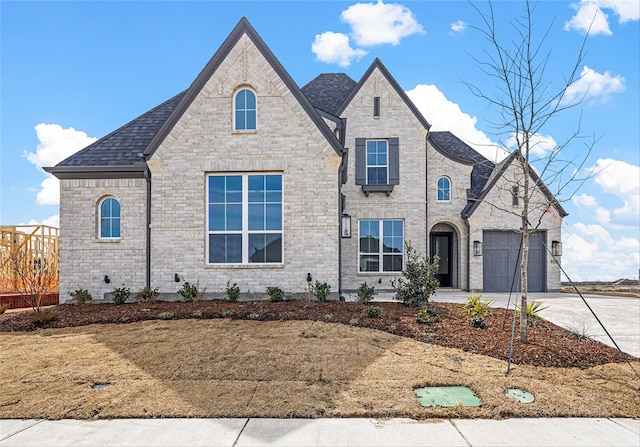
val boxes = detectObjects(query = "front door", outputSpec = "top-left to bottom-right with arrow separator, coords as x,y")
431,233 -> 452,287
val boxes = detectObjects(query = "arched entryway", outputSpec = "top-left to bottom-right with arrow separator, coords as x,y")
429,223 -> 459,288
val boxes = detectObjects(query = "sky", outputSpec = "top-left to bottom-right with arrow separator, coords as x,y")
1,0 -> 638,281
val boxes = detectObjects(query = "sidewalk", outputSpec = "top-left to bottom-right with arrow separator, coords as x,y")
1,417 -> 639,446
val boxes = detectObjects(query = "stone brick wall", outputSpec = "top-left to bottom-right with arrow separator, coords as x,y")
147,33 -> 341,297
59,178 -> 147,301
466,161 -> 564,291
340,67 -> 428,294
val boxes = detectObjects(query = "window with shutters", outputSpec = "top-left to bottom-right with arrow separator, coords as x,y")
355,137 -> 399,195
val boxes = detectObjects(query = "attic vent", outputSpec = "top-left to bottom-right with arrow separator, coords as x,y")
373,97 -> 380,117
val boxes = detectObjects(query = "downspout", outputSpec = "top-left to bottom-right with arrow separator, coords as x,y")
144,165 -> 151,289
463,216 -> 471,292
336,118 -> 347,300
425,127 -> 430,263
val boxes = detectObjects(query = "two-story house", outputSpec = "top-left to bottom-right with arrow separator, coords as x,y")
46,18 -> 566,301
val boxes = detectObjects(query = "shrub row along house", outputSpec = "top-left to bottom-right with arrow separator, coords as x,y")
45,18 -> 566,301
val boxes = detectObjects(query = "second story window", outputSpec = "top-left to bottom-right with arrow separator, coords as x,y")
366,140 -> 388,185
511,186 -> 519,206
234,88 -> 256,131
437,177 -> 451,202
99,197 -> 121,239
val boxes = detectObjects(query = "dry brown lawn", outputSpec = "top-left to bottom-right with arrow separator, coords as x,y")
1,318 -> 638,420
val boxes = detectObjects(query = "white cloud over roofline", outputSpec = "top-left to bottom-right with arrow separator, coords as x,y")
312,1 -> 424,67
23,123 -> 96,207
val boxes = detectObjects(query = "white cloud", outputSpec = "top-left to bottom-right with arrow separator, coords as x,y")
589,158 -> 640,227
573,193 -> 598,207
450,20 -> 467,34
340,0 -> 424,47
311,32 -> 367,67
505,132 -> 558,157
565,0 -> 640,35
406,84 -> 507,162
562,66 -> 626,106
563,222 -> 639,281
25,215 -> 60,228
23,123 -> 96,207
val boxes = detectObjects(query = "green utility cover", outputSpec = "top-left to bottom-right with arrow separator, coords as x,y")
414,386 -> 482,407
505,388 -> 535,403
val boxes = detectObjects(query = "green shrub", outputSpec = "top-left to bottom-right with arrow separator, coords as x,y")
248,312 -> 261,320
356,282 -> 377,304
365,306 -> 384,318
226,281 -> 240,302
69,288 -> 92,304
562,324 -> 594,344
323,313 -> 334,321
192,310 -> 203,317
136,287 -> 159,302
462,293 -> 494,318
177,282 -> 199,301
349,318 -> 359,326
470,316 -> 488,329
309,281 -> 331,302
388,324 -> 397,332
281,311 -> 293,319
221,310 -> 234,318
517,300 -> 550,326
157,312 -> 173,320
112,286 -> 131,305
391,241 -> 440,308
266,286 -> 285,302
29,311 -> 60,325
416,307 -> 440,325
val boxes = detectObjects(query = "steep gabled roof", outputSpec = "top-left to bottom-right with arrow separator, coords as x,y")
143,17 -> 344,158
301,73 -> 357,115
461,150 -> 569,218
336,58 -> 430,130
44,92 -> 185,179
46,18 -> 344,179
429,131 -> 495,200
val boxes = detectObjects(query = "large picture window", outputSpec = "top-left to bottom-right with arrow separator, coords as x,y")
208,174 -> 282,264
99,197 -> 121,239
359,220 -> 403,272
234,89 -> 257,131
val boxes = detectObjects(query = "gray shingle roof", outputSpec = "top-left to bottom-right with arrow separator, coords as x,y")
301,73 -> 357,115
429,131 -> 495,200
55,92 -> 184,168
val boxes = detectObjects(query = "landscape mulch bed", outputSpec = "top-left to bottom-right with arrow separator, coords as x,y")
0,299 -> 633,369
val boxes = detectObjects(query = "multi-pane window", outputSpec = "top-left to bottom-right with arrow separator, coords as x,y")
208,174 -> 282,264
366,140 -> 388,185
511,186 -> 519,206
359,220 -> 403,272
234,89 -> 256,131
437,177 -> 451,202
99,197 -> 121,239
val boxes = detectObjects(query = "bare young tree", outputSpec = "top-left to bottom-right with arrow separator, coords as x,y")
0,226 -> 60,313
466,1 -> 595,342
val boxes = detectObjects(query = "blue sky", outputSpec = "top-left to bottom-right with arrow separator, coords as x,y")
1,0 -> 638,281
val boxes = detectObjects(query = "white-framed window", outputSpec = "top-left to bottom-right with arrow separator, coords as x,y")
366,140 -> 388,185
234,88 -> 257,131
437,177 -> 451,202
99,197 -> 121,239
359,220 -> 404,272
207,173 -> 282,264
511,186 -> 519,206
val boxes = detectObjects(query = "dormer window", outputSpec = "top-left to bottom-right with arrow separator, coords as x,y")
234,88 -> 256,131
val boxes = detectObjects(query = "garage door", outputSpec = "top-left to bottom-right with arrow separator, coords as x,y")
483,231 -> 546,292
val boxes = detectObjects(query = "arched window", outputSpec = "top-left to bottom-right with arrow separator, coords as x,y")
437,177 -> 451,202
100,197 -> 121,238
234,88 -> 256,130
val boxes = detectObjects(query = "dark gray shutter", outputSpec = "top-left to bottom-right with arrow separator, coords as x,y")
355,138 -> 366,185
388,137 -> 399,185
